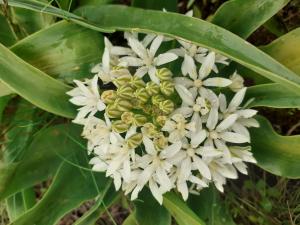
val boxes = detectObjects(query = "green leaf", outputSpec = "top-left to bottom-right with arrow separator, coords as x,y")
10,163 -> 111,225
0,12 -> 17,46
260,28 -> 300,75
0,95 -> 11,122
2,0 -> 115,32
0,124 -> 81,200
123,213 -> 138,225
133,189 -> 171,225
132,0 -> 177,12
263,16 -> 287,37
246,83 -> 300,108
4,100 -> 39,221
0,81 -> 13,97
74,5 -> 300,93
163,192 -> 206,225
250,116 -> 300,178
212,0 -> 290,38
6,188 -> 36,221
74,188 -> 120,225
11,21 -> 104,83
5,2 -> 300,93
0,43 -> 76,118
188,187 -> 236,225
3,100 -> 36,163
10,0 -> 54,37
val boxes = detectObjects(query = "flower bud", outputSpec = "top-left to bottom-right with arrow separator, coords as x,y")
133,114 -> 148,126
117,85 -> 134,99
146,81 -> 160,96
113,75 -> 131,88
130,76 -> 145,88
142,123 -> 158,137
151,94 -> 165,106
229,71 -> 244,92
126,133 -> 143,149
114,98 -> 133,112
121,112 -> 134,125
154,133 -> 168,149
101,90 -> 117,104
106,105 -> 123,118
135,88 -> 150,103
159,100 -> 174,114
160,81 -> 174,96
156,68 -> 172,81
156,115 -> 167,127
112,120 -> 130,133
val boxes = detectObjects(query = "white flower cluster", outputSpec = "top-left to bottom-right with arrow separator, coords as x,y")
67,31 -> 258,204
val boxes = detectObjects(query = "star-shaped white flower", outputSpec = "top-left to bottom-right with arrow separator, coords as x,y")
130,136 -> 182,204
82,114 -> 112,153
91,45 -> 131,84
175,52 -> 232,93
120,35 -> 178,84
219,87 -> 259,139
67,75 -> 106,123
162,114 -> 196,143
174,86 -> 219,142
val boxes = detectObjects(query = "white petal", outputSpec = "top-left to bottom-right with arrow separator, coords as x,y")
119,56 -> 144,66
161,142 -> 182,158
128,37 -> 147,59
175,85 -> 195,106
177,181 -> 189,201
102,48 -> 110,72
142,33 -> 156,47
203,78 -> 232,87
193,156 -> 211,180
149,179 -> 163,205
219,94 -> 227,113
182,54 -> 197,79
216,114 -> 238,132
135,66 -> 148,77
227,87 -> 247,112
232,123 -> 250,139
199,52 -> 215,79
206,108 -> 219,130
237,109 -> 257,118
220,132 -> 250,143
143,136 -> 157,155
156,53 -> 178,66
148,66 -> 160,84
156,167 -> 172,191
174,77 -> 194,87
191,129 -> 207,148
150,35 -> 163,56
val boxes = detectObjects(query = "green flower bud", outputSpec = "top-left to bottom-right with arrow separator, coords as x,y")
146,81 -> 160,96
106,105 -> 123,118
142,123 -> 158,137
151,94 -> 165,106
131,76 -> 145,88
153,133 -> 168,149
117,85 -> 135,99
112,120 -> 130,133
156,68 -> 173,81
113,75 -> 131,88
121,112 -> 134,125
135,88 -> 150,103
159,100 -> 174,114
101,90 -> 117,104
156,115 -> 167,127
141,104 -> 153,114
160,81 -> 174,96
114,98 -> 133,112
133,114 -> 148,126
126,133 -> 143,149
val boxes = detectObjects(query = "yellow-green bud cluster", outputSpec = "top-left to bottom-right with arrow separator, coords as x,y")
104,68 -> 176,148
